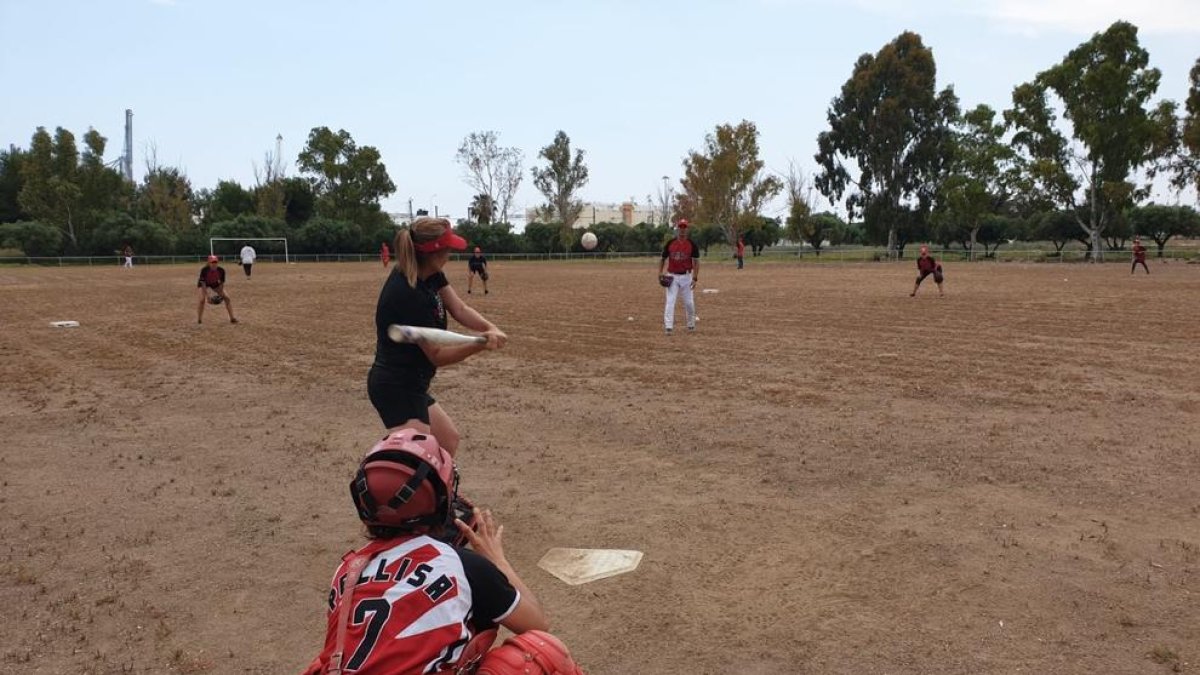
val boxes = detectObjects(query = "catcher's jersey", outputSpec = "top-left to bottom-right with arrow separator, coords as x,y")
306,535 -> 519,675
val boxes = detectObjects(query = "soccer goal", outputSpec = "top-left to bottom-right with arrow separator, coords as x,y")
209,237 -> 290,263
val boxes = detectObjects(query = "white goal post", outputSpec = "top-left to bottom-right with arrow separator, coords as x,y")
209,237 -> 289,263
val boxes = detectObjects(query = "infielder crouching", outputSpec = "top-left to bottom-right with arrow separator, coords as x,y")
658,219 -> 700,334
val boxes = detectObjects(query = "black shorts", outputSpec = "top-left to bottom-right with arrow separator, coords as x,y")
367,366 -> 435,427
917,269 -> 944,284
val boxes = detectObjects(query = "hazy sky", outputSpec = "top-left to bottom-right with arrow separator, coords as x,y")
2,0 -> 1197,223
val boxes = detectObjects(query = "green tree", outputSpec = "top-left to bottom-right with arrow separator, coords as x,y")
0,221 -> 63,256
137,167 -> 194,233
828,219 -> 862,246
521,221 -> 562,254
815,32 -> 959,256
297,127 -> 396,225
18,127 -> 85,250
743,217 -> 782,255
454,221 -> 520,253
0,147 -> 30,223
1005,21 -> 1177,261
468,193 -> 496,225
1129,204 -> 1200,256
77,129 -> 131,230
1029,210 -> 1079,253
295,217 -> 365,254
935,105 -> 1018,259
199,180 -> 255,225
678,120 -> 781,245
794,212 -> 845,254
89,213 -> 175,255
1170,57 -> 1200,198
281,177 -> 316,228
531,131 -> 589,228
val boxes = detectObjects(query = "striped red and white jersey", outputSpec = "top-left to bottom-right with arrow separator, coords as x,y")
304,535 -> 519,674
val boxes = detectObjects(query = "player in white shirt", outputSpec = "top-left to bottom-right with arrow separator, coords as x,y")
239,244 -> 257,278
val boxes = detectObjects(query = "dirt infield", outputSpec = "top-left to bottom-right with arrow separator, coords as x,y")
1,258 -> 1197,674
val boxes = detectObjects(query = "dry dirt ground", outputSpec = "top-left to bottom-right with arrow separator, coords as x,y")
1,258 -> 1198,675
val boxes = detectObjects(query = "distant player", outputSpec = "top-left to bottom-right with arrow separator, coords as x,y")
239,243 -> 256,278
658,219 -> 700,334
369,217 -> 506,457
468,246 -> 489,295
196,255 -> 238,324
736,236 -> 745,270
381,241 -> 391,268
301,429 -> 583,675
910,245 -> 944,297
1131,238 -> 1149,275
122,244 -> 134,269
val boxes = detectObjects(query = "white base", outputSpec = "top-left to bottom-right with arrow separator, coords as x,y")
537,548 -> 643,585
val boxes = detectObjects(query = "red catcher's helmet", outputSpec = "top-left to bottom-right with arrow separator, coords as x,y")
476,631 -> 585,675
676,218 -> 689,229
349,429 -> 457,531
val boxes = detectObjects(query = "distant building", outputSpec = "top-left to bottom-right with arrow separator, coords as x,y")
526,201 -> 661,228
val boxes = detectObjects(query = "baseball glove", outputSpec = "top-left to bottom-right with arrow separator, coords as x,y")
207,293 -> 224,305
658,274 -> 672,288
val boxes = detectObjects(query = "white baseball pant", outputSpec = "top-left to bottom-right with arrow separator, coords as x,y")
663,272 -> 695,330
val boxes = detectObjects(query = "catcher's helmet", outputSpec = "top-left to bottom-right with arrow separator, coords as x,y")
208,293 -> 224,305
350,429 -> 457,531
476,631 -> 584,675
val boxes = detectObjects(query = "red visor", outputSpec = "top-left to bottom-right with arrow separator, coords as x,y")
413,229 -> 468,253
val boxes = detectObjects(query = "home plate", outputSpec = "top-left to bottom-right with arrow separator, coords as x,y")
50,321 -> 80,328
537,548 -> 643,585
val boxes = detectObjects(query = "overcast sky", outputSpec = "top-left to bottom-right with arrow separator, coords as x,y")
2,0 -> 1197,223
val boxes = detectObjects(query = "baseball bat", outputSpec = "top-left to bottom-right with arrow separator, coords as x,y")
387,325 -> 487,346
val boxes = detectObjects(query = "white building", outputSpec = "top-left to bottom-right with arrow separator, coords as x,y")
526,201 -> 661,228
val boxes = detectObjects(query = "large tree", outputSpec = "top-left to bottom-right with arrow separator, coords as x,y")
815,32 -> 958,256
932,105 -> 1018,259
1170,57 -> 1200,199
297,127 -> 395,226
0,147 -> 30,223
1129,204 -> 1200,256
456,131 -> 522,224
18,128 -> 84,250
677,120 -> 781,245
531,131 -> 589,229
1005,21 -> 1176,261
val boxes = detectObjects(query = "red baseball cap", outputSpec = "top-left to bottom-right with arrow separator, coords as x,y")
676,219 -> 689,229
207,255 -> 219,262
414,228 -> 468,253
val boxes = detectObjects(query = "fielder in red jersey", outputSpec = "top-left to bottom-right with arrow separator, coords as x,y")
303,429 -> 583,675
196,255 -> 238,324
1131,238 -> 1149,274
910,246 -> 944,297
381,242 -> 392,268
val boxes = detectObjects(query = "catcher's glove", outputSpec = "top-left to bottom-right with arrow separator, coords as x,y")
658,274 -> 672,288
207,293 -> 224,305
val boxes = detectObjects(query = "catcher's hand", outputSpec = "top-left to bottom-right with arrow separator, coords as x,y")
658,274 -> 672,288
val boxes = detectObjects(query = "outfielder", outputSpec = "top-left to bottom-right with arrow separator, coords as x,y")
302,429 -> 584,675
658,219 -> 700,334
910,246 -> 944,297
1131,238 -> 1149,274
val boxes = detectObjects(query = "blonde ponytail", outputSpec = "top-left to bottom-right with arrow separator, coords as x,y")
393,227 -> 419,287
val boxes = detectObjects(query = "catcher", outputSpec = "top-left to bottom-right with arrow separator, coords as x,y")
196,255 -> 238,324
303,428 -> 584,675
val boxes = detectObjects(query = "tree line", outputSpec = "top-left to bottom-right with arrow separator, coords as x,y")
2,20 -> 1197,259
